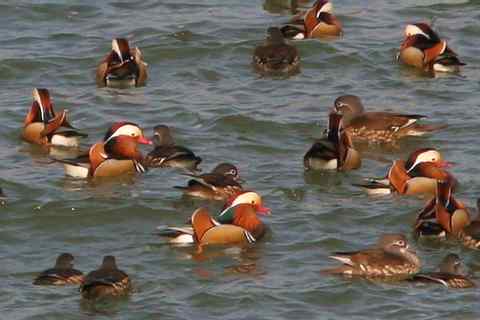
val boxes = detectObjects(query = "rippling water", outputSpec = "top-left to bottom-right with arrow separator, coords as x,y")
2,0 -> 480,319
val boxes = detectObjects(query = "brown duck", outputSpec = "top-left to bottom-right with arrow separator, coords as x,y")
409,253 -> 475,288
143,125 -> 202,172
174,163 -> 243,200
22,88 -> 86,147
304,112 -> 361,171
96,38 -> 148,88
357,148 -> 455,196
332,95 -> 447,143
33,253 -> 84,285
59,122 -> 152,178
322,234 -> 421,279
80,256 -> 131,300
281,0 -> 342,39
253,27 -> 300,75
397,23 -> 465,73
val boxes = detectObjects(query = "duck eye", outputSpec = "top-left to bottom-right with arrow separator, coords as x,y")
251,200 -> 255,204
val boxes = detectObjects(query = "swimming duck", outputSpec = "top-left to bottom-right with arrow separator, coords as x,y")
281,0 -> 342,39
33,253 -> 84,285
415,179 -> 469,236
157,191 -> 270,244
356,148 -> 455,196
397,23 -> 465,73
96,38 -> 148,88
80,256 -> 131,300
332,95 -> 447,143
174,163 -> 244,200
143,125 -> 202,172
253,27 -> 300,75
304,112 -> 361,171
22,88 -> 87,147
322,234 -> 421,279
409,253 -> 475,288
59,122 -> 152,178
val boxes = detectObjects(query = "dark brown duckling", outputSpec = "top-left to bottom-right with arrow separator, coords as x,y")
174,163 -> 243,201
33,253 -> 84,285
80,256 -> 131,300
143,125 -> 202,172
322,234 -> 421,279
333,95 -> 447,144
253,27 -> 300,75
409,254 -> 475,288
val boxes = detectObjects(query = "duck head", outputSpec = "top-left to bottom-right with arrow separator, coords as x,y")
224,191 -> 271,215
152,125 -> 175,147
55,253 -> 75,269
100,255 -> 119,270
439,253 -> 464,274
378,234 -> 420,267
25,88 -> 74,128
405,148 -> 453,173
103,122 -> 152,145
404,23 -> 440,42
211,163 -> 242,181
266,27 -> 286,45
332,95 -> 365,122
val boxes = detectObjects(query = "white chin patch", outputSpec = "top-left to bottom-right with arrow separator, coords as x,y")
404,25 -> 429,39
319,2 -> 333,14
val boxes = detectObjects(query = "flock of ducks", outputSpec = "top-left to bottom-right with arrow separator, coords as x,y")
6,0 -> 475,302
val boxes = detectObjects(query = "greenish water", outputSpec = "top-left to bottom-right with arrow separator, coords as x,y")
2,0 -> 480,319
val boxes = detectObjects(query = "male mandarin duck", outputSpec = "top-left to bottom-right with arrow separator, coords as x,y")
409,254 -> 475,288
322,234 -> 421,279
304,112 -> 361,171
59,122 -> 152,178
253,27 -> 300,75
80,256 -> 131,300
22,88 -> 87,147
332,95 -> 447,143
415,179 -> 469,237
174,163 -> 244,200
397,23 -> 465,73
356,148 -> 455,196
96,38 -> 148,88
281,0 -> 342,39
143,125 -> 202,173
157,191 -> 270,245
33,253 -> 84,286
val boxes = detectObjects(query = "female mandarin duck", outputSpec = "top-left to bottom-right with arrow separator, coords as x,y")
409,254 -> 475,288
60,122 -> 152,178
281,0 -> 342,39
357,148 -> 455,196
304,112 -> 361,171
322,234 -> 421,279
80,256 -> 131,300
253,27 -> 300,75
143,125 -> 202,173
157,191 -> 270,245
174,163 -> 244,200
22,88 -> 87,147
332,95 -> 447,143
397,23 -> 465,73
96,38 -> 148,88
33,253 -> 84,285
